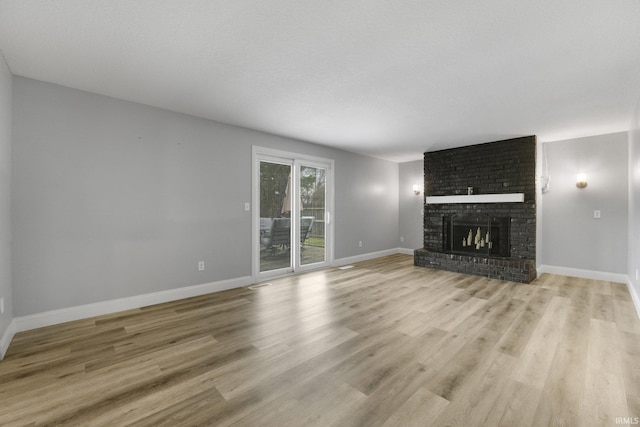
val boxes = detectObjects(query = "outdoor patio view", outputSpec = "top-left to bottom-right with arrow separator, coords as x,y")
259,162 -> 326,272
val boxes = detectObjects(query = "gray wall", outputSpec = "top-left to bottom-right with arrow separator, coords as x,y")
12,77 -> 399,316
0,54 -> 12,339
398,160 -> 424,250
629,98 -> 640,298
333,151 -> 399,257
542,133 -> 628,274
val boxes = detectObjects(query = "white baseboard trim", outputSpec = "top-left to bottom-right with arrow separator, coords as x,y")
3,248 -> 417,345
12,276 -> 253,334
538,264 -> 628,284
627,278 -> 640,321
333,248 -> 410,267
397,247 -> 417,255
0,319 -> 16,360
9,247 -> 413,336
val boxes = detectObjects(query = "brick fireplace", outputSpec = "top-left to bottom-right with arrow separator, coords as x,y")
414,136 -> 537,283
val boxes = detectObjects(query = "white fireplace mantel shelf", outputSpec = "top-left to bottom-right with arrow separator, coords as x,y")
426,193 -> 524,204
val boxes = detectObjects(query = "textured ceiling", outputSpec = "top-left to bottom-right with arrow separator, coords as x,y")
1,1 -> 639,162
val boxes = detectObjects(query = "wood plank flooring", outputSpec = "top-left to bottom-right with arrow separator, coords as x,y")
1,254 -> 639,426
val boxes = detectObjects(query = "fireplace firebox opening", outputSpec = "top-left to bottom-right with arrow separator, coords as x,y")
443,215 -> 510,258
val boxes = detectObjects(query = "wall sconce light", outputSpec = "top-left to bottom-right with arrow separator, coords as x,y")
413,184 -> 421,195
576,173 -> 587,189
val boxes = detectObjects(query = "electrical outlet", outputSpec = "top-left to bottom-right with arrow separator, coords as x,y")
358,241 -> 363,248
0,297 -> 4,315
400,236 -> 404,243
594,210 -> 601,219
198,261 -> 205,271
244,202 -> 250,211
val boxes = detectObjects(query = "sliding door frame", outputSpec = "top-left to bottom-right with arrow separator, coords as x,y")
251,146 -> 335,282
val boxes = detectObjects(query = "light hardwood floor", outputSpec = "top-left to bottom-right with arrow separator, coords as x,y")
1,254 -> 639,426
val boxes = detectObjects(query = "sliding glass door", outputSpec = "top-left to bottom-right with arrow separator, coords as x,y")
253,148 -> 333,280
299,164 -> 327,266
258,160 -> 293,273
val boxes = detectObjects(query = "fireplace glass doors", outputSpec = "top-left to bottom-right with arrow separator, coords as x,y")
443,215 -> 510,257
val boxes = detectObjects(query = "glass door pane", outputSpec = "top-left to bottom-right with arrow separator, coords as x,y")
300,165 -> 326,266
259,161 -> 292,273
253,147 -> 333,280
